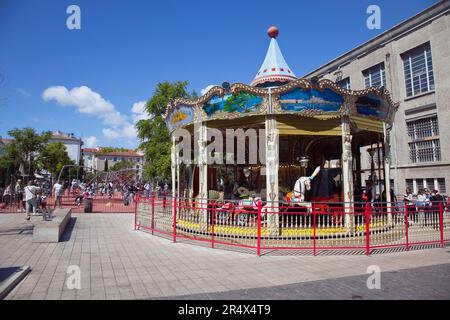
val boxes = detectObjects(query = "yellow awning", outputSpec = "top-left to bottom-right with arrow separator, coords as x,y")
351,116 -> 384,133
276,115 -> 341,136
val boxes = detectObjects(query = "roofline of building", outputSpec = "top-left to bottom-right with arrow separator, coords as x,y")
304,0 -> 450,78
49,137 -> 83,142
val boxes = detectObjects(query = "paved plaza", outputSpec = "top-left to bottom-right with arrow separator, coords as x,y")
0,213 -> 449,300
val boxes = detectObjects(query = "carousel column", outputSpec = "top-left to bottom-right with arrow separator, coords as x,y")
197,122 -> 209,231
383,123 -> 392,225
171,136 -> 177,198
341,115 -> 355,232
265,115 -> 279,236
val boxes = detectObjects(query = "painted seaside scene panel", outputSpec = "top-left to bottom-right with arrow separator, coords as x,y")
203,92 -> 263,117
166,105 -> 194,131
279,88 -> 343,112
355,94 -> 388,119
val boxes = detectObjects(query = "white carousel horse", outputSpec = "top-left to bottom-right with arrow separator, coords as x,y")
290,166 -> 321,213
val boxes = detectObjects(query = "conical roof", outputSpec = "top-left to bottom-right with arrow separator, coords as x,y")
251,26 -> 297,87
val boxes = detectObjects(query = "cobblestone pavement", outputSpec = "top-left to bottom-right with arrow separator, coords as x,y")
164,263 -> 450,300
1,213 -> 449,300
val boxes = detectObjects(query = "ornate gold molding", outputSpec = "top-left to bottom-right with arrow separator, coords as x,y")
163,78 -> 398,131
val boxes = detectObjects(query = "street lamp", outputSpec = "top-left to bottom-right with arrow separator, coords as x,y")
297,156 -> 309,176
299,156 -> 309,168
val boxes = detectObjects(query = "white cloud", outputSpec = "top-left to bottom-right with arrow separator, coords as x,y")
102,128 -> 121,140
42,85 -> 127,127
102,123 -> 137,141
131,101 -> 148,122
43,85 -> 149,145
84,136 -> 99,148
201,85 -> 217,96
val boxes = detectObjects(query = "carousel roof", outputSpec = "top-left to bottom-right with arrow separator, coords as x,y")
251,26 -> 297,87
163,27 -> 398,135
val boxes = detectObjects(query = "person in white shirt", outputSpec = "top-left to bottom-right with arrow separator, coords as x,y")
416,189 -> 429,225
24,180 -> 40,220
53,180 -> 64,209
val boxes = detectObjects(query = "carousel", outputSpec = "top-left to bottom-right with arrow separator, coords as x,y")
159,26 -> 398,240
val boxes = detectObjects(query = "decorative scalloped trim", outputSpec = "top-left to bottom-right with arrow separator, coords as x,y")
163,78 -> 398,128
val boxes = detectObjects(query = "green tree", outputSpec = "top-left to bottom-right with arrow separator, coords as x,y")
99,147 -> 130,153
110,160 -> 134,171
37,142 -> 74,178
136,81 -> 195,180
110,160 -> 136,182
0,128 -> 51,181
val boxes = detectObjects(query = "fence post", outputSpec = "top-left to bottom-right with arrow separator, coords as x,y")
365,202 -> 370,256
134,194 -> 139,230
439,202 -> 444,248
257,201 -> 262,257
173,196 -> 177,243
211,200 -> 215,249
313,203 -> 317,257
405,204 -> 409,252
151,193 -> 155,235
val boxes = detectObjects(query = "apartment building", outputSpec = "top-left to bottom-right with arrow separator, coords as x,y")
49,131 -> 83,164
82,147 -> 145,177
305,1 -> 450,196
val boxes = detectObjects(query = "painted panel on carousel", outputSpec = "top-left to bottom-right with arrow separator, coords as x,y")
355,93 -> 388,119
203,92 -> 263,118
165,105 -> 194,131
279,88 -> 343,112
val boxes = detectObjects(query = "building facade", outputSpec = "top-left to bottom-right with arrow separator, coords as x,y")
82,147 -> 145,177
305,1 -> 450,196
49,131 -> 83,165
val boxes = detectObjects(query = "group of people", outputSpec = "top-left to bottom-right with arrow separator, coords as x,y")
0,179 -> 67,220
2,177 -> 173,217
403,187 -> 446,212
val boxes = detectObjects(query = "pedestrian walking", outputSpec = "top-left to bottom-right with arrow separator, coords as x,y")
24,180 -> 40,220
2,184 -> 12,208
53,180 -> 64,209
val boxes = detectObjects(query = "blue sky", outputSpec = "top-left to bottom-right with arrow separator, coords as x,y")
0,0 -> 437,148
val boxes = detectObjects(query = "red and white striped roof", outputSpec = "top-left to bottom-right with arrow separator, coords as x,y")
251,26 -> 297,87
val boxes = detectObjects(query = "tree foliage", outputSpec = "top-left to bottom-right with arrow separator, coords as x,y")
37,142 -> 74,178
110,160 -> 134,171
0,128 -> 51,182
136,81 -> 195,181
99,147 -> 130,153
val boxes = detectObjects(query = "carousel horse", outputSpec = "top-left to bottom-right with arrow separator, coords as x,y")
289,166 -> 321,213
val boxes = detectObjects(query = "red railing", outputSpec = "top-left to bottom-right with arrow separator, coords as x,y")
135,196 -> 450,256
0,193 -> 138,213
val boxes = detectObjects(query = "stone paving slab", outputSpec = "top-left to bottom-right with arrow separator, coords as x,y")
162,263 -> 450,300
0,213 -> 449,300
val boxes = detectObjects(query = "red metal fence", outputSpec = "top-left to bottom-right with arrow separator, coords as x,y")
0,193 -> 136,213
135,196 -> 450,256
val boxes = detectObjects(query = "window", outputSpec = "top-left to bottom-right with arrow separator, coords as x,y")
338,77 -> 351,89
416,179 -> 424,192
409,140 -> 441,163
407,178 -> 446,195
402,42 -> 435,97
407,116 -> 439,140
437,178 -> 446,194
363,63 -> 386,88
406,179 -> 414,193
407,116 -> 441,163
425,178 -> 434,190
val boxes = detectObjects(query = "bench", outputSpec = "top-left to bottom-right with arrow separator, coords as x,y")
33,208 -> 72,243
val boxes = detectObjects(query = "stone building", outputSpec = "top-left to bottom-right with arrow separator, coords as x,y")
305,1 -> 450,196
82,147 -> 144,177
49,131 -> 83,165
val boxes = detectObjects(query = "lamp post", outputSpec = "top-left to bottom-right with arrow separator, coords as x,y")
298,156 -> 309,176
367,148 -> 377,202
